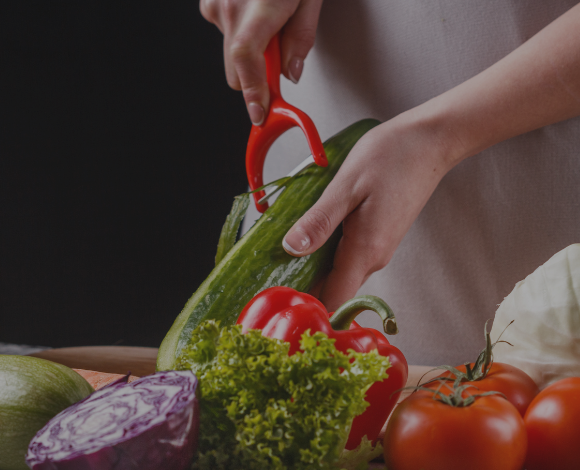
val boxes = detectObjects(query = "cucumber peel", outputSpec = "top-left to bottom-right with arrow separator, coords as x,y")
157,119 -> 380,371
214,194 -> 249,266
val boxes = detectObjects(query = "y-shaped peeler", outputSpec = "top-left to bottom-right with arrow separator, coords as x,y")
245,32 -> 327,213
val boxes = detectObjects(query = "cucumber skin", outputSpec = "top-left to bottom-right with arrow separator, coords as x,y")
157,119 -> 380,371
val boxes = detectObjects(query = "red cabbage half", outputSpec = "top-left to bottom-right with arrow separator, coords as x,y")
26,370 -> 199,470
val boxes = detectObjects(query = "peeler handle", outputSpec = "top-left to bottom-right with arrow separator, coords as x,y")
245,32 -> 327,213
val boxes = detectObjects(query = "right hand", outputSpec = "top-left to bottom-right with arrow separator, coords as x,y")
200,0 -> 324,125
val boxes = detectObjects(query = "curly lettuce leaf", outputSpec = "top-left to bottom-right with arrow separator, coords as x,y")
176,321 -> 390,470
339,437 -> 385,470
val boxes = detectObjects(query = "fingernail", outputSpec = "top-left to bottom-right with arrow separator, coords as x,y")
248,102 -> 264,126
288,57 -> 304,84
283,229 -> 310,255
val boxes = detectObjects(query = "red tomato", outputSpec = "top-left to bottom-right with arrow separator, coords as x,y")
524,377 -> 580,470
427,362 -> 539,416
383,389 -> 527,470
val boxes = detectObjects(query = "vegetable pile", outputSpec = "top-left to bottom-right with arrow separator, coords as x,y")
236,286 -> 408,450
0,355 -> 94,470
176,320 -> 391,470
381,239 -> 580,470
26,370 -> 199,470
5,126 -> 580,469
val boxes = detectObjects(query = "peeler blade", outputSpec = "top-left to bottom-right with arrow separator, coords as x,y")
257,155 -> 315,205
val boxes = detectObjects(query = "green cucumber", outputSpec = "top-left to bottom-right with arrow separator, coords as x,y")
0,355 -> 94,470
157,119 -> 380,370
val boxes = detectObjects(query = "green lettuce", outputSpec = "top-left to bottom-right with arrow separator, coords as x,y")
339,437 -> 385,470
176,320 -> 390,470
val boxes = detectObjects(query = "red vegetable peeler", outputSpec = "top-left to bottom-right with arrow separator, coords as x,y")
246,32 -> 327,213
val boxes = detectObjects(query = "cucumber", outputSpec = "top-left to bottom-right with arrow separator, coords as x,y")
157,119 -> 380,370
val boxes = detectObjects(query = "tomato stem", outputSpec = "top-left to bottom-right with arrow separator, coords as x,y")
419,320 -> 515,388
406,382 -> 506,407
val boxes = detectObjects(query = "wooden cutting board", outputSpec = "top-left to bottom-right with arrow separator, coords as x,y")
29,346 -> 158,377
29,346 -> 437,399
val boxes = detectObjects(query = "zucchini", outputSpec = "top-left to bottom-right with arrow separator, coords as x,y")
157,119 -> 380,370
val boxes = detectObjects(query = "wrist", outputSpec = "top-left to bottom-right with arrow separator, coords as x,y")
387,100 -> 474,174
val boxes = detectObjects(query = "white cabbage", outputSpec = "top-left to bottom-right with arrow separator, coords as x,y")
490,244 -> 580,389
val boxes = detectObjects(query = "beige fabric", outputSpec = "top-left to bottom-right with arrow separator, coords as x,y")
243,0 -> 580,365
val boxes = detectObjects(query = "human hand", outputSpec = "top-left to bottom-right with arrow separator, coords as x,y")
199,0 -> 324,125
282,112 -> 460,311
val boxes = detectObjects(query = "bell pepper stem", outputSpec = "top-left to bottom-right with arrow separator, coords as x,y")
329,295 -> 399,335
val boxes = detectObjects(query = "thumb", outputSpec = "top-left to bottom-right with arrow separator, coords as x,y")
282,183 -> 357,257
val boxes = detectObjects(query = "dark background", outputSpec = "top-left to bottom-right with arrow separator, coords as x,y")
1,2 -> 249,348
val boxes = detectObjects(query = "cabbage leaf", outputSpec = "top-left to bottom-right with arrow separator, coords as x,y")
491,243 -> 580,389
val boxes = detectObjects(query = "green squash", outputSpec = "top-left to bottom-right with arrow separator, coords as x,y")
0,355 -> 94,470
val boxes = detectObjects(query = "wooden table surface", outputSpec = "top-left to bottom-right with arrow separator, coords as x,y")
29,346 -> 158,377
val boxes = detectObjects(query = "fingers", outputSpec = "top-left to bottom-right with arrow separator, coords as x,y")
199,0 -> 222,31
318,203 -> 392,311
307,275 -> 326,299
280,0 -> 323,83
283,182 -> 391,311
318,241 -> 369,312
282,132 -> 376,258
200,0 -> 321,125
282,180 -> 357,258
224,2 -> 288,124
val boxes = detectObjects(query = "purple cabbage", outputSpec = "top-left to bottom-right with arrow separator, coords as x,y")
26,370 -> 199,470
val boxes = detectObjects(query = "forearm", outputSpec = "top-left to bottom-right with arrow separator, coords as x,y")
410,2 -> 580,168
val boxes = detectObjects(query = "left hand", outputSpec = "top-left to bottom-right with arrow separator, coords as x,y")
283,111 -> 459,311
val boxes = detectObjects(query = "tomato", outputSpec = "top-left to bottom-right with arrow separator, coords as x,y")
426,362 -> 539,416
383,389 -> 527,470
524,377 -> 580,470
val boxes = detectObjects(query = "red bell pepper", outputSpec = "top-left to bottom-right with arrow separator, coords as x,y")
236,286 -> 408,450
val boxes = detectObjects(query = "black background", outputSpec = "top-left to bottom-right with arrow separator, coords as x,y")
1,2 -> 249,348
